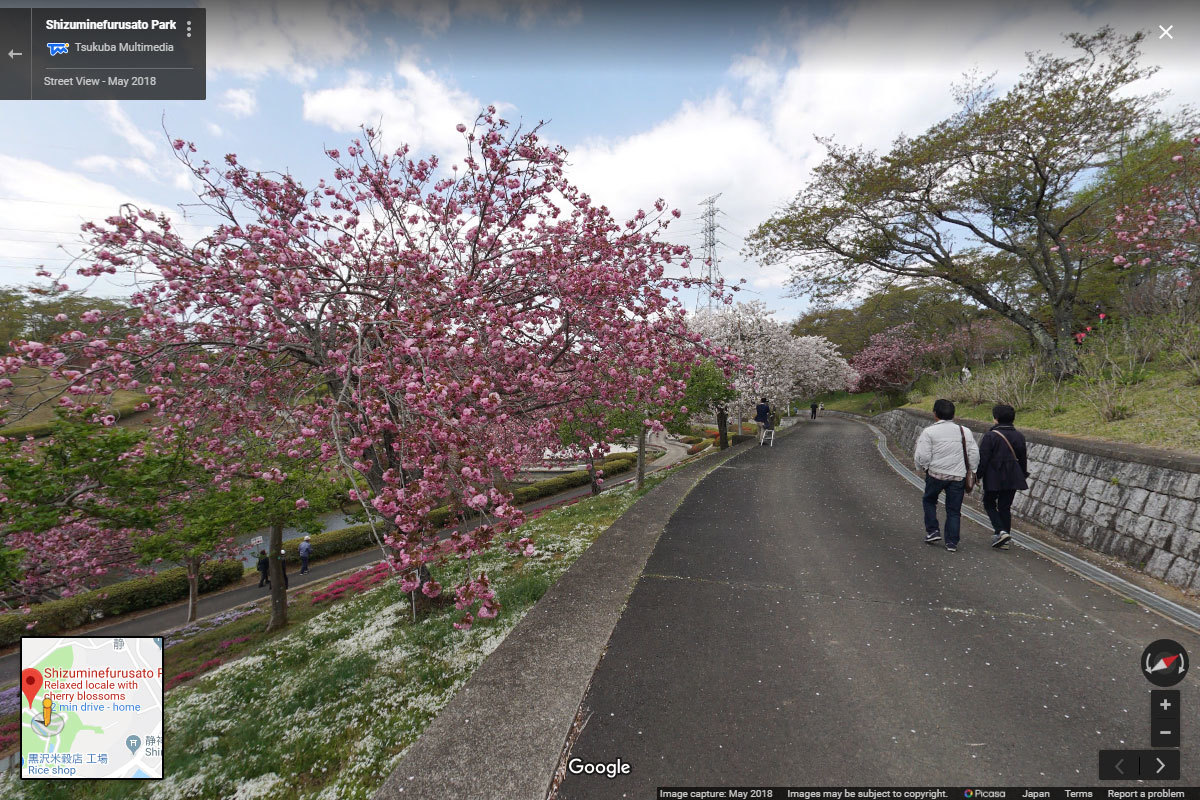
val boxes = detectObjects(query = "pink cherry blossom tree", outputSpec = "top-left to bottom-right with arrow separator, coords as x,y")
1099,136 -> 1200,313
1,108 -> 714,628
848,322 -> 948,399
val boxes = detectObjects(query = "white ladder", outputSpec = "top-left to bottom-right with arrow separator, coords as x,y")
760,428 -> 775,447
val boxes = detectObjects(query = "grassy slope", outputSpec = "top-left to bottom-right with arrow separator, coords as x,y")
905,362 -> 1200,455
0,368 -> 148,437
0,474 -> 669,800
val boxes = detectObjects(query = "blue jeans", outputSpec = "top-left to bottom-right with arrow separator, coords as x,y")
923,474 -> 966,546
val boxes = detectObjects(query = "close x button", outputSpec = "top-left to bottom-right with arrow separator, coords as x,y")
1100,750 -> 1180,780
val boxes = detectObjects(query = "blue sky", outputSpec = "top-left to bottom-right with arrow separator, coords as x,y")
0,0 -> 1196,323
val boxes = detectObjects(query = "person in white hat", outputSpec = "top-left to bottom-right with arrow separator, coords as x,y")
299,535 -> 312,574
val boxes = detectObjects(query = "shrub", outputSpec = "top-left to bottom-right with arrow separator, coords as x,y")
687,440 -> 713,455
281,523 -> 378,563
0,559 -> 244,648
679,435 -> 703,445
509,453 -> 642,504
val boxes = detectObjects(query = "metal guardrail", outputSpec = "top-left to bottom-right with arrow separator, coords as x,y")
846,414 -> 1200,634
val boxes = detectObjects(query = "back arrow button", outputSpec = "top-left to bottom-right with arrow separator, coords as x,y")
8,50 -> 23,60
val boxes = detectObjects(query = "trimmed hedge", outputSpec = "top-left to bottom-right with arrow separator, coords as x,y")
280,523 -> 377,563
278,455 -> 647,561
0,454 -> 658,647
687,440 -> 714,455
0,559 -> 244,648
679,435 -> 704,445
509,453 -> 643,505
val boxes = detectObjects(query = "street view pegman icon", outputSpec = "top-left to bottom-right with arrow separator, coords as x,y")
1142,639 -> 1188,687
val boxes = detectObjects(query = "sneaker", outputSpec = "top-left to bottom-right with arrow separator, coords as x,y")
1000,541 -> 1011,550
991,532 -> 1012,549
945,544 -> 957,552
924,532 -> 941,544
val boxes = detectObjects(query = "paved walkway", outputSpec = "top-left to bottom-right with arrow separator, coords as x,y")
556,415 -> 1200,793
0,435 -> 693,682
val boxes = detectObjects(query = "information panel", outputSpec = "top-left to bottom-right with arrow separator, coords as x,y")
0,8 -> 205,100
21,636 -> 164,780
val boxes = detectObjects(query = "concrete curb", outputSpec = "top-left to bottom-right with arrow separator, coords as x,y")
372,435 -> 771,800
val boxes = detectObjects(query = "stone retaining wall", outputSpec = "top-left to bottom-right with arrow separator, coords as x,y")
872,408 -> 1200,594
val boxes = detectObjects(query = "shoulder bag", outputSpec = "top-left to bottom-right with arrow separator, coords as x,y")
959,426 -> 977,493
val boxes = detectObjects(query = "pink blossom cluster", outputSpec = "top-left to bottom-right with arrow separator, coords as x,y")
849,322 -> 951,394
1,109 -> 722,627
1098,138 -> 1199,284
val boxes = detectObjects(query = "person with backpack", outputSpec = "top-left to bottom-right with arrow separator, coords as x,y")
913,399 -> 979,553
975,403 -> 1029,550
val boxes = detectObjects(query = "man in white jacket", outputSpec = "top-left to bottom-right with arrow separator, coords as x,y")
913,399 -> 979,552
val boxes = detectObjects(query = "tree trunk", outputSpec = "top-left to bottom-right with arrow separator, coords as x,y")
586,457 -> 601,496
265,521 -> 288,632
716,407 -> 729,450
185,556 -> 200,624
636,425 -> 646,490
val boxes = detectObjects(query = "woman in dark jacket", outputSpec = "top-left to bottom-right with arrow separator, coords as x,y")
256,550 -> 270,588
754,397 -> 772,444
975,403 -> 1029,550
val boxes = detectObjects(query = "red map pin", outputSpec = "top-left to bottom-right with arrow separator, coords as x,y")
21,668 -> 43,709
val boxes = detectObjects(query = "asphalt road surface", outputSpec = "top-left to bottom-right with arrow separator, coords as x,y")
558,416 -> 1200,793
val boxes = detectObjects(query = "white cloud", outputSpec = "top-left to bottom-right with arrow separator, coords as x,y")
206,122 -> 225,137
98,101 -> 158,160
563,0 -> 1200,320
565,92 -> 801,308
74,155 -> 157,181
302,61 -> 483,156
221,88 -> 258,118
203,0 -> 364,82
202,0 -> 583,79
0,156 -> 206,292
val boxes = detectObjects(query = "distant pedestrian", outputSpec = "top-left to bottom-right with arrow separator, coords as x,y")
913,399 -> 979,553
976,404 -> 1029,551
960,365 -> 972,383
256,550 -> 270,588
818,402 -> 824,415
754,397 -> 772,444
810,401 -> 819,420
299,536 -> 312,574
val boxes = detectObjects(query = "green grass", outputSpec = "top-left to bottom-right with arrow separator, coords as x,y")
813,390 -> 906,416
0,475 -> 665,800
0,368 -> 149,437
906,361 -> 1200,454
